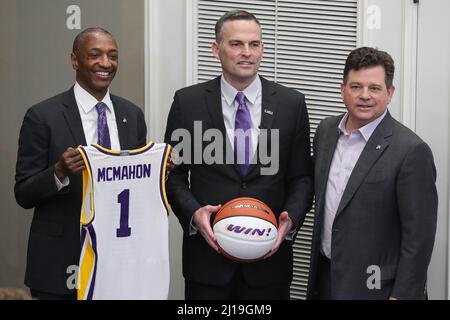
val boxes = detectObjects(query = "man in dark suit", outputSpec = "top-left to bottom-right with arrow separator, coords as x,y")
164,10 -> 314,299
307,47 -> 438,300
14,27 -> 147,300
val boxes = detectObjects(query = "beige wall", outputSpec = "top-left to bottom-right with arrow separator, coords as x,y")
0,0 -> 23,289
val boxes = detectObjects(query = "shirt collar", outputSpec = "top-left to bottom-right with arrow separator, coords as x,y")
220,75 -> 261,107
338,109 -> 388,142
74,82 -> 112,113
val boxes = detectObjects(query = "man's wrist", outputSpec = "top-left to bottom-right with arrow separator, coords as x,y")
54,163 -> 66,182
54,173 -> 70,191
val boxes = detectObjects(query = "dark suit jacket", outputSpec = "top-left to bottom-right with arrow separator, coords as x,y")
164,76 -> 314,287
15,87 -> 147,295
307,112 -> 437,300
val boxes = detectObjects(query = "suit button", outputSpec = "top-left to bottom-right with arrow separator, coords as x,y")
333,228 -> 339,233
241,183 -> 247,189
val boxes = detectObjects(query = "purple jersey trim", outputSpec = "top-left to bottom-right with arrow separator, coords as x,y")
80,227 -> 87,250
91,142 -> 155,156
159,144 -> 170,214
79,146 -> 96,227
86,224 -> 98,300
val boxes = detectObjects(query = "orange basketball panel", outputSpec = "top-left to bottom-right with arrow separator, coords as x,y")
213,197 -> 277,227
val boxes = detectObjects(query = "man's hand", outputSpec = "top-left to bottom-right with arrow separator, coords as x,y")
54,147 -> 85,182
167,148 -> 179,171
264,211 -> 294,259
193,205 -> 222,252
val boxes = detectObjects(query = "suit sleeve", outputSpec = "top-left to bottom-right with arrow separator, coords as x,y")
283,94 -> 314,233
136,107 -> 147,148
164,92 -> 202,232
391,141 -> 438,299
14,107 -> 64,209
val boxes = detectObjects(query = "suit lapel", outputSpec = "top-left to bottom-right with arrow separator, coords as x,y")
111,95 -> 129,149
336,112 -> 394,216
204,77 -> 239,176
62,88 -> 87,146
259,77 -> 277,131
205,77 -> 227,135
61,89 -> 132,149
317,117 -> 342,201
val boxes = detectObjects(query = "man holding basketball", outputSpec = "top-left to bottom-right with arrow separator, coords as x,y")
164,10 -> 313,299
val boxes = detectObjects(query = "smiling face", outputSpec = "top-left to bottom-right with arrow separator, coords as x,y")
342,65 -> 395,132
212,19 -> 264,91
71,32 -> 118,101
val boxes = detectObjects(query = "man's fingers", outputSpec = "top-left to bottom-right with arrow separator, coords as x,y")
200,229 -> 219,252
264,247 -> 275,259
55,148 -> 84,180
207,238 -> 219,252
198,209 -> 219,250
65,157 -> 83,168
68,154 -> 84,163
278,211 -> 289,224
264,233 -> 283,259
59,148 -> 85,175
64,155 -> 84,173
69,160 -> 86,173
170,149 -> 181,165
264,245 -> 278,259
206,204 -> 222,213
64,147 -> 78,157
66,150 -> 83,161
62,149 -> 82,166
193,205 -> 222,252
201,221 -> 217,242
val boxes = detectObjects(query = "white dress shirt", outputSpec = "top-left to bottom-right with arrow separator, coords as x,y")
54,82 -> 120,190
73,82 -> 120,150
321,110 -> 387,258
220,75 -> 262,157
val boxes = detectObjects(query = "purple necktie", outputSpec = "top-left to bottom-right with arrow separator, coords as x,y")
234,91 -> 252,176
95,102 -> 111,149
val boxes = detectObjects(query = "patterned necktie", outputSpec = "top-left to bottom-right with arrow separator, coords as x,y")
234,91 -> 252,176
95,102 -> 111,149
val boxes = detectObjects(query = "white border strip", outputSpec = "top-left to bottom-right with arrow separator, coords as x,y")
186,0 -> 198,86
144,0 -> 160,141
357,0 -> 417,131
400,1 -> 418,130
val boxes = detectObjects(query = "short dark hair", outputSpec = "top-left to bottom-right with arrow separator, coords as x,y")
215,10 -> 261,43
343,47 -> 395,88
72,27 -> 114,54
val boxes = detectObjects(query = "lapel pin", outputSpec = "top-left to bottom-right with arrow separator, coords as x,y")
376,145 -> 381,150
263,109 -> 273,116
122,118 -> 127,123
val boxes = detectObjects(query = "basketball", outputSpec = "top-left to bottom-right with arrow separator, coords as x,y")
212,197 -> 278,263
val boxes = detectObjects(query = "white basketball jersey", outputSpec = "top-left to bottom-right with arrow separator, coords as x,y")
77,142 -> 171,300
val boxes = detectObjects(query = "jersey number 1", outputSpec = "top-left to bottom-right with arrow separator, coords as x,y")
117,189 -> 132,237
